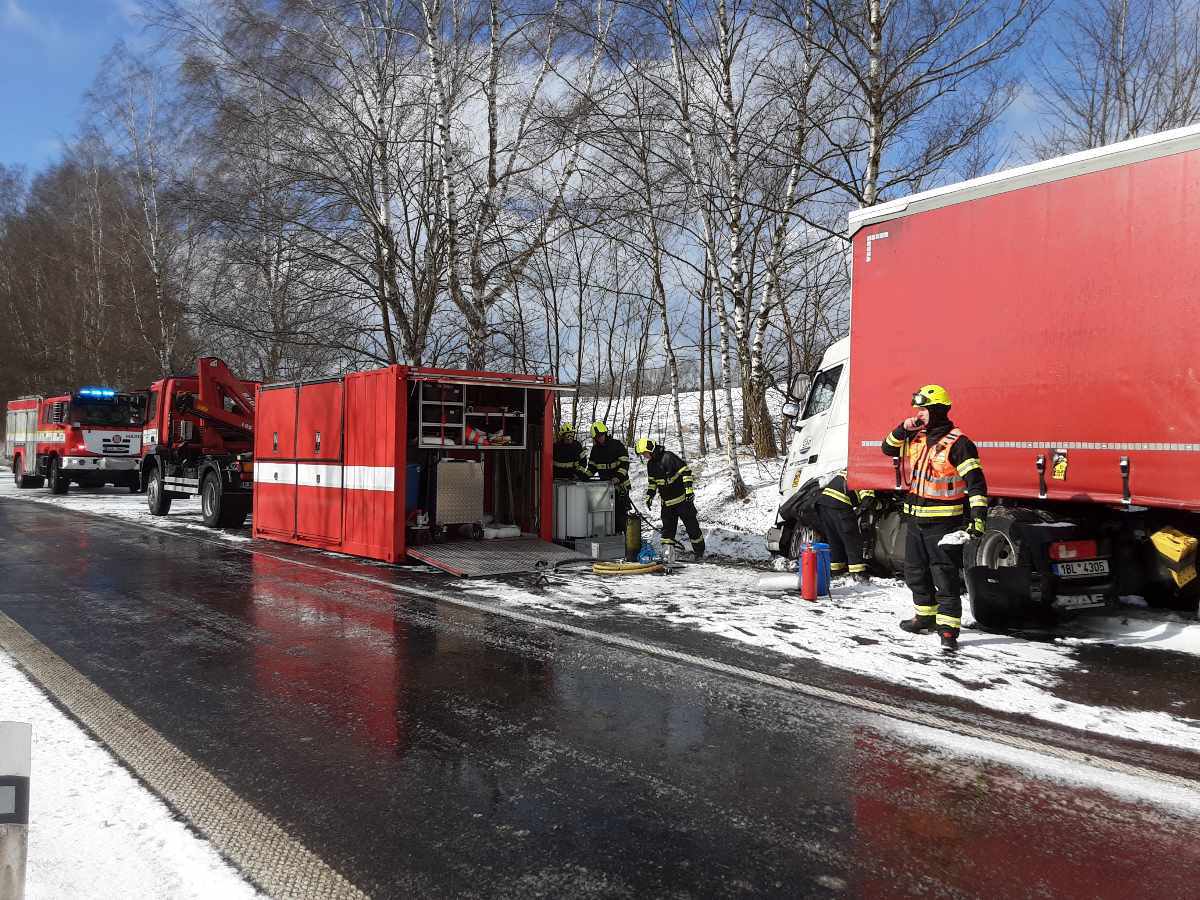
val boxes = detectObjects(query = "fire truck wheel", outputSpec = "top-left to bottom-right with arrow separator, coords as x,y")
146,465 -> 172,515
201,473 -> 226,528
13,457 -> 42,489
48,457 -> 69,495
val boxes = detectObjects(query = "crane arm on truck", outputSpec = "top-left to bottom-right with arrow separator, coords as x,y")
189,357 -> 255,444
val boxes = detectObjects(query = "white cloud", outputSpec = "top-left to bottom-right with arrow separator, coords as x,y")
2,0 -> 69,49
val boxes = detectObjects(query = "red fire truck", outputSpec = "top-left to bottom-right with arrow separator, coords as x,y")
5,388 -> 143,493
139,358 -> 256,528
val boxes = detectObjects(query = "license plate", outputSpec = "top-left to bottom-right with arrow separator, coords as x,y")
1052,559 -> 1110,577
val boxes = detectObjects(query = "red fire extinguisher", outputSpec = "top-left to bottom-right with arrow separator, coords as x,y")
800,545 -> 818,602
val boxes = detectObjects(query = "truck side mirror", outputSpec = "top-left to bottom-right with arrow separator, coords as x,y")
781,401 -> 800,420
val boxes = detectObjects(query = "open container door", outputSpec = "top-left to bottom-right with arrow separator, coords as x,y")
401,369 -> 586,576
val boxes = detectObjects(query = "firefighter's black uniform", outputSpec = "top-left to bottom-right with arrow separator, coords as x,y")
882,409 -> 987,641
644,446 -> 705,558
814,472 -> 874,578
553,437 -> 589,480
588,435 -> 631,532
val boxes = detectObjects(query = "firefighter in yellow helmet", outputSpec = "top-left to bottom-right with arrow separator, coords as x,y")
553,423 -> 590,480
636,438 -> 705,559
881,384 -> 987,652
587,421 -> 631,533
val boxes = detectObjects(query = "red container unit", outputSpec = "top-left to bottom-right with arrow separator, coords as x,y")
253,366 -> 572,573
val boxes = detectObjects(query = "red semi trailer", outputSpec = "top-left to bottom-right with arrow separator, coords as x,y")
776,124 -> 1200,625
253,365 -> 584,576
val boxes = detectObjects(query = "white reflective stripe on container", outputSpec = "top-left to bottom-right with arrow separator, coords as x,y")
254,462 -> 297,485
296,464 -> 343,488
343,466 -> 395,492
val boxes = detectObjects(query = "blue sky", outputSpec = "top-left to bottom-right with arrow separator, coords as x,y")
1,0 -> 143,170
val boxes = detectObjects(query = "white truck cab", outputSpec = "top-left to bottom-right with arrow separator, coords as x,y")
778,337 -> 852,500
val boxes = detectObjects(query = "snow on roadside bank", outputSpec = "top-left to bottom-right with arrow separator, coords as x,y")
0,652 -> 260,900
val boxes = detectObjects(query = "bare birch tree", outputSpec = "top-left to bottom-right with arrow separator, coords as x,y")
1032,0 -> 1200,156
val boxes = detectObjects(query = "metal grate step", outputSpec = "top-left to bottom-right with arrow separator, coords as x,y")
407,537 -> 589,577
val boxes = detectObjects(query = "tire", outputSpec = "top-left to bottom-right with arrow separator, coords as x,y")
127,473 -> 143,494
146,465 -> 172,516
201,473 -> 246,528
48,457 -> 69,495
963,508 -> 1037,629
13,456 -> 42,489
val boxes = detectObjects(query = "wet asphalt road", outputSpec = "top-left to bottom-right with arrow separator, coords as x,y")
2,499 -> 1199,898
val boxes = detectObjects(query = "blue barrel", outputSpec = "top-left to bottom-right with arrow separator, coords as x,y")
796,541 -> 834,597
405,464 -> 421,514
812,541 -> 832,596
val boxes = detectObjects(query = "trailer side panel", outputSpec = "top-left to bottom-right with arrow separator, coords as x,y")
848,148 -> 1200,510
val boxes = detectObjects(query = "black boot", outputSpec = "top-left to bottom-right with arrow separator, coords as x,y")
853,572 -> 871,585
691,538 -> 705,560
939,627 -> 959,652
899,614 -> 936,634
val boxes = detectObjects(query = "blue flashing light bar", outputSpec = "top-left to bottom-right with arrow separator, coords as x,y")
77,387 -> 117,399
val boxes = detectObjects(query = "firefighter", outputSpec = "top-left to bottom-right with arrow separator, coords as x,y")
636,438 -> 705,560
587,421 -> 631,533
553,423 -> 589,480
882,384 -> 987,652
815,471 -> 874,583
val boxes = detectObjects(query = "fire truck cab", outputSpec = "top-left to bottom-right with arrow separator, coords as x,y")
5,388 -> 143,494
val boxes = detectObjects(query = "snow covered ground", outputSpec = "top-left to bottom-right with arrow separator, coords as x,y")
0,652 -> 260,900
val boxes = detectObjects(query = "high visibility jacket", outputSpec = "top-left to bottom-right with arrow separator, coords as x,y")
882,421 -> 987,520
816,472 -> 875,510
588,438 -> 631,490
645,448 -> 694,508
553,439 -> 589,480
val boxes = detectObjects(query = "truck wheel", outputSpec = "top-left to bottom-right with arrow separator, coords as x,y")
963,508 -> 1034,628
146,466 -> 172,516
201,474 -> 226,527
48,457 -> 69,495
127,473 -> 143,494
13,457 -> 41,489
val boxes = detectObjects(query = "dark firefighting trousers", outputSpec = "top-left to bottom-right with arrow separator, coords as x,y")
661,499 -> 705,555
904,518 -> 964,627
816,502 -> 867,575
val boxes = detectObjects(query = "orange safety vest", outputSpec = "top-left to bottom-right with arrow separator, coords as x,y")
902,428 -> 967,502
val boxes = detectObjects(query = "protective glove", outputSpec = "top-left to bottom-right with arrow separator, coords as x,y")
644,491 -> 656,508
969,516 -> 987,536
